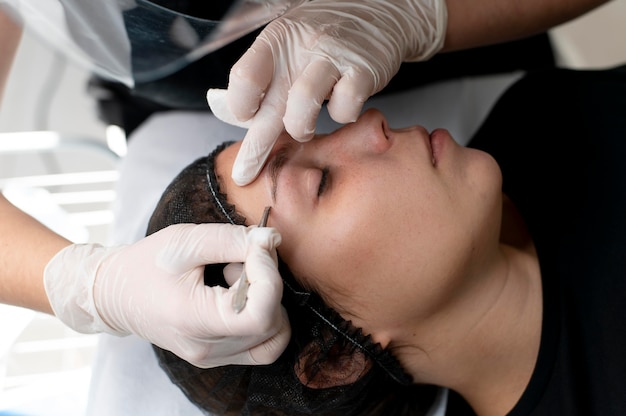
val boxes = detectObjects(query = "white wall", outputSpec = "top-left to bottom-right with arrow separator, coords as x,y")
0,28 -> 106,137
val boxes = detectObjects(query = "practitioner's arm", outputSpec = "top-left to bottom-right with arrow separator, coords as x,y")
0,9 -> 64,314
0,7 -> 21,108
0,8 -> 289,367
212,0 -> 610,186
0,194 -> 68,314
443,0 -> 610,52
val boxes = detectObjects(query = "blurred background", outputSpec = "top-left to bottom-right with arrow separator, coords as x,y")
1,1 -> 625,414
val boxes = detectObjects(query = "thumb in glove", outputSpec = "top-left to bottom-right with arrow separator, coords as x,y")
212,0 -> 447,185
44,223 -> 290,367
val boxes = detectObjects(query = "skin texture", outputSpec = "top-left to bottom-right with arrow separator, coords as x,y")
216,109 -> 544,415
217,108 -> 503,332
443,0 -> 610,52
0,9 -> 21,105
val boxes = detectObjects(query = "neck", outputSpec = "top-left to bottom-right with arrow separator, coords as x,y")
397,197 -> 542,415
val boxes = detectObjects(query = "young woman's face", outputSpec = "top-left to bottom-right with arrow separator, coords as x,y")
216,109 -> 503,344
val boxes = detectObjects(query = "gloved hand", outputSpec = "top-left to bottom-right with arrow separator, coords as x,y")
208,0 -> 447,185
44,223 -> 290,368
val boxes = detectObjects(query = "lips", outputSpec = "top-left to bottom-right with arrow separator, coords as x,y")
429,129 -> 448,167
426,134 -> 436,166
386,123 -> 438,165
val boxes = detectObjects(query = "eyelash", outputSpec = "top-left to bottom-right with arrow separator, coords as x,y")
318,167 -> 330,197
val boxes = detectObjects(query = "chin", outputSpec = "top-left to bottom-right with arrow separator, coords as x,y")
465,150 -> 504,248
469,147 -> 502,195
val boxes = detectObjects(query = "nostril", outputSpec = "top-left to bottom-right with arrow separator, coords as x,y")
344,109 -> 392,154
382,119 -> 390,141
368,123 -> 392,155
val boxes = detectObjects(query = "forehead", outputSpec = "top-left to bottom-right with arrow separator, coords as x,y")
215,134 -> 292,184
215,141 -> 270,225
215,141 -> 242,180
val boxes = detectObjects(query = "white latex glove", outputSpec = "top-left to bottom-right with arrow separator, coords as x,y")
44,223 -> 290,368
207,0 -> 447,185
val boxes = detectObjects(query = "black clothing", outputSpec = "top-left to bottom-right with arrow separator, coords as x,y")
447,66 -> 626,415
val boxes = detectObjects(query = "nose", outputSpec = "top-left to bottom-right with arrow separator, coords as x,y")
330,109 -> 391,155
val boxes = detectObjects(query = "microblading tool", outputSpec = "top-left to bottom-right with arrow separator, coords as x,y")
232,206 -> 271,313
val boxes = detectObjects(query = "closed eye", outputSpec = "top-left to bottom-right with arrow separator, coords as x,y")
318,167 -> 330,197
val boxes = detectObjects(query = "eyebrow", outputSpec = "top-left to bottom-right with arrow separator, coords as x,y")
268,142 -> 293,203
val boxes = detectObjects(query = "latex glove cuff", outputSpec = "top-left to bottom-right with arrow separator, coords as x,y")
44,243 -> 128,336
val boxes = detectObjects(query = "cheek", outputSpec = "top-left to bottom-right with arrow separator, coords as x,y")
272,163 -> 459,309
274,213 -> 377,320
277,220 -> 359,284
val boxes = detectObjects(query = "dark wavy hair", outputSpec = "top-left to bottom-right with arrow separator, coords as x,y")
145,142 -> 438,415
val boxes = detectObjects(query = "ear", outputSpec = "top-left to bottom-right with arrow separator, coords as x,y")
294,340 -> 373,389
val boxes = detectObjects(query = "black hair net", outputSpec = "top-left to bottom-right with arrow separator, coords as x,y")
145,142 -> 438,415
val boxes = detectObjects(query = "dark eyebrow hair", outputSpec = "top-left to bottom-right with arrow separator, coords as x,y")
268,142 -> 293,203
